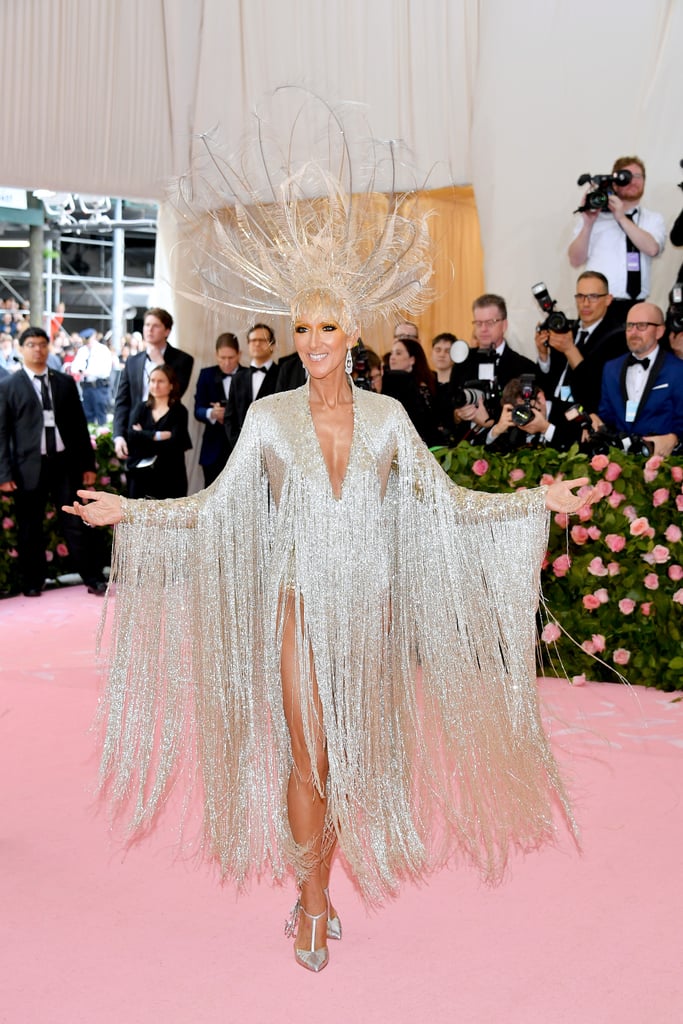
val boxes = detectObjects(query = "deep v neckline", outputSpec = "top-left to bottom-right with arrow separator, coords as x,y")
305,381 -> 356,502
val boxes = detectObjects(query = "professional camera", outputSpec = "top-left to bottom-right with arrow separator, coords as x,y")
510,374 -> 538,426
667,284 -> 683,334
532,282 -> 574,335
574,169 -> 633,213
564,403 -> 593,430
583,425 -> 654,458
351,338 -> 372,391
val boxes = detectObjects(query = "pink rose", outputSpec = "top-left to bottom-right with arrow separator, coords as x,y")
595,479 -> 613,498
670,466 -> 683,484
587,557 -> 609,577
541,622 -> 561,643
99,476 -> 111,486
595,588 -> 609,604
622,505 -> 637,521
605,462 -> 622,482
587,526 -> 602,540
472,459 -> 489,477
605,534 -> 626,553
644,454 -> 663,474
45,550 -> 54,562
46,510 -> 55,520
630,517 -> 651,537
540,474 -> 556,487
582,639 -> 597,654
2,516 -> 14,529
613,648 -> 631,666
110,458 -> 120,468
676,495 -> 683,513
619,598 -> 636,614
640,602 -> 652,616
56,543 -> 69,557
591,634 -> 606,653
652,488 -> 670,508
665,524 -> 682,544
8,548 -> 17,558
582,594 -> 601,610
641,552 -> 655,565
509,468 -> 525,483
554,513 -> 569,529
552,554 -> 572,577
541,553 -> 550,570
572,674 -> 587,687
673,589 -> 683,605
644,573 -> 659,590
608,491 -> 626,508
570,525 -> 589,545
668,564 -> 683,581
651,545 -> 670,564
590,454 -> 609,472
578,505 -> 594,522
607,562 -> 620,576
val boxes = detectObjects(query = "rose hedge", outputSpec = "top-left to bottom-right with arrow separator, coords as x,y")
433,444 -> 683,691
0,429 -> 123,594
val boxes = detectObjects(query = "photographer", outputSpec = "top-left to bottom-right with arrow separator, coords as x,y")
568,157 -> 666,323
598,302 -> 683,457
535,272 -> 626,415
485,376 -> 583,453
451,294 -> 536,442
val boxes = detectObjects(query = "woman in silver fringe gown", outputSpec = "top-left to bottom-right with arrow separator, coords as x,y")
66,297 -> 588,973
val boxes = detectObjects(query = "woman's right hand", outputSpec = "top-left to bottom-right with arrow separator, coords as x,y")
62,490 -> 124,527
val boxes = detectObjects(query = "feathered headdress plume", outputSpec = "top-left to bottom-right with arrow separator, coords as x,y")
175,89 -> 434,333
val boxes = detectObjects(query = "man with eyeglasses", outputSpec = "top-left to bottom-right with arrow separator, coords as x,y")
535,271 -> 626,417
0,326 -> 107,596
568,156 -> 666,324
598,303 -> 683,457
450,294 -> 536,441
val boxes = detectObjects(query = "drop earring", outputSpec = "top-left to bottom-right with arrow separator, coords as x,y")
345,347 -> 353,374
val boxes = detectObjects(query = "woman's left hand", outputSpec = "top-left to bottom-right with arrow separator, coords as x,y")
544,476 -> 597,513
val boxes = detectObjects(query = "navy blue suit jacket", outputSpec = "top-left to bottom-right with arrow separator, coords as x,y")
599,349 -> 683,438
193,364 -> 248,467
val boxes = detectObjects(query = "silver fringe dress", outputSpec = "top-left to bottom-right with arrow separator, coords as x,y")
100,383 -> 573,902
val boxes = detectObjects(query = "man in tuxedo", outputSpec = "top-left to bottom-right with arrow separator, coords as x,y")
194,332 -> 248,486
451,293 -> 537,443
225,323 -> 279,448
599,302 -> 683,457
535,271 -> 626,417
0,327 -> 107,596
113,307 -> 194,461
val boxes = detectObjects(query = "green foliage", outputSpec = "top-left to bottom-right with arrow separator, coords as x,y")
433,445 -> 683,691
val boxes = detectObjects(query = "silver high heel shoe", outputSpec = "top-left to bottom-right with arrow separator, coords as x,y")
323,887 -> 342,941
285,898 -> 329,973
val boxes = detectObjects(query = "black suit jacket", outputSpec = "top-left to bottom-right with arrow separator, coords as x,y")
226,362 -> 280,448
275,352 -> 307,392
538,315 -> 626,414
0,368 -> 95,490
194,364 -> 249,467
113,343 -> 194,438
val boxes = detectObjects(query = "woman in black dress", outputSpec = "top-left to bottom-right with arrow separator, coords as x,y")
126,364 -> 192,498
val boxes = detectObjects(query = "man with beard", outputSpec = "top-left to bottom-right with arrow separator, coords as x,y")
568,156 -> 666,324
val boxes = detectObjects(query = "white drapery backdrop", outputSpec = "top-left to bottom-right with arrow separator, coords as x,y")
2,0 -> 683,482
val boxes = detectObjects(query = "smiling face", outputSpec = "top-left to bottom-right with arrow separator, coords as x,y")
293,313 -> 354,380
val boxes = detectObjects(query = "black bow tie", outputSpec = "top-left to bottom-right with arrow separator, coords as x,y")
251,365 -> 267,375
626,354 -> 650,370
220,371 -> 235,380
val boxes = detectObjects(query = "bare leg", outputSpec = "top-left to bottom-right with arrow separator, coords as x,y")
281,594 -> 329,954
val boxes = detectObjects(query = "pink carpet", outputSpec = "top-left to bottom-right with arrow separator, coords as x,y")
1,587 -> 682,1024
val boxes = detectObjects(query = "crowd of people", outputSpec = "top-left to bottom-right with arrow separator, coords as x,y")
2,153 -> 683,600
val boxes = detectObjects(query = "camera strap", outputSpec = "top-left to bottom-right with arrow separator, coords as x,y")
625,211 -> 641,300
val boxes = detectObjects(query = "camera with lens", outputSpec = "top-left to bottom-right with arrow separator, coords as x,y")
667,284 -> 683,334
583,425 -> 654,457
510,374 -> 538,426
574,169 -> 633,213
351,338 -> 372,391
532,282 -> 574,335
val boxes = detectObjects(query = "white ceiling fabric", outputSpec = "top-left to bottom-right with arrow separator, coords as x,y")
2,0 -> 683,337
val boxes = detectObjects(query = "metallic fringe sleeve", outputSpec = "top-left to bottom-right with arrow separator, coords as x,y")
96,386 -> 575,902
